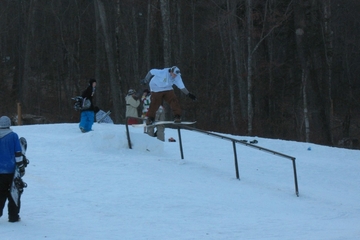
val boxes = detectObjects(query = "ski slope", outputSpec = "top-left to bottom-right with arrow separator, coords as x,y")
2,123 -> 359,240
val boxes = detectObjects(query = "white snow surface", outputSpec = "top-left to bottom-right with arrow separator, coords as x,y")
1,123 -> 360,240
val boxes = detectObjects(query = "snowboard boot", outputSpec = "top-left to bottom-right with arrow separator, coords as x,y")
174,115 -> 181,123
9,216 -> 21,223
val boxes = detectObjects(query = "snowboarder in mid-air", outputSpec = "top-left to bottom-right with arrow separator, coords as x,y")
140,66 -> 197,125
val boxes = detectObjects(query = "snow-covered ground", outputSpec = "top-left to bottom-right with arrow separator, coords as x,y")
2,123 -> 359,240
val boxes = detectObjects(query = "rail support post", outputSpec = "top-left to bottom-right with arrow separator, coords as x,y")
232,140 -> 240,180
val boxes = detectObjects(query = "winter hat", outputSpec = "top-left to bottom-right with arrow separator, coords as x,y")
170,66 -> 181,75
0,116 -> 11,128
89,79 -> 97,85
128,89 -> 136,95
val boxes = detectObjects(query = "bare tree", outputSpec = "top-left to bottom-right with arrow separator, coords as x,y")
159,0 -> 171,66
245,0 -> 254,134
94,0 -> 122,122
293,0 -> 310,142
321,0 -> 334,144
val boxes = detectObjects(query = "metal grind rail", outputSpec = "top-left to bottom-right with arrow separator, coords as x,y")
125,118 -> 299,197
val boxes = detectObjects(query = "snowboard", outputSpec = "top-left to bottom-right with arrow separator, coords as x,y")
71,96 -> 90,111
97,110 -> 111,123
132,121 -> 196,128
10,137 -> 29,207
71,96 -> 83,111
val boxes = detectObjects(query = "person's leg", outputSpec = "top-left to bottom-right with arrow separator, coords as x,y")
79,111 -> 87,132
147,92 -> 163,119
0,174 -> 20,222
86,111 -> 95,131
81,111 -> 94,132
163,90 -> 182,117
155,108 -> 165,141
8,190 -> 20,222
0,174 -> 10,217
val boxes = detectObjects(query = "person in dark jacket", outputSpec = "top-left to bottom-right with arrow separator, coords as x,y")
79,79 -> 96,132
0,116 -> 23,222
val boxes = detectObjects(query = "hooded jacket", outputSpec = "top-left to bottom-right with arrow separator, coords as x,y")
0,129 -> 22,173
125,94 -> 140,118
148,68 -> 185,92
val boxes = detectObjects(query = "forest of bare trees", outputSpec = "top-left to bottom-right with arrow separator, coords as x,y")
1,0 -> 359,148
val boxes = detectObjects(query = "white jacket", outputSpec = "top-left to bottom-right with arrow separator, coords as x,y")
149,68 -> 185,92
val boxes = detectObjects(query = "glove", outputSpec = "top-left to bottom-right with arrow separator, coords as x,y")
16,162 -> 25,177
187,93 -> 197,101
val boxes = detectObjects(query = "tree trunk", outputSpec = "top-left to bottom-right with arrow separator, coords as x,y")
159,0 -> 171,120
160,0 -> 171,66
230,1 -> 247,121
294,0 -> 310,142
22,0 -> 37,109
322,0 -> 334,145
94,0 -> 122,122
246,0 -> 254,135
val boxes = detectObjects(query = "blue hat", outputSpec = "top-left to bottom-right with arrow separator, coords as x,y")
0,116 -> 11,128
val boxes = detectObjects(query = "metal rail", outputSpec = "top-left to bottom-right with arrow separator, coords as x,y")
125,118 -> 299,197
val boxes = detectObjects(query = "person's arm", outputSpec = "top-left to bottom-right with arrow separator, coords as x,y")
180,88 -> 197,101
175,77 -> 196,100
140,71 -> 154,85
128,95 -> 140,107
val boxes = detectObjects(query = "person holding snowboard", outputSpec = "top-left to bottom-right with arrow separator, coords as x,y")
79,79 -> 96,132
0,116 -> 24,222
140,66 -> 197,125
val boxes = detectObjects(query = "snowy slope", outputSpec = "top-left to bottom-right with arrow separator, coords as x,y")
1,123 -> 359,240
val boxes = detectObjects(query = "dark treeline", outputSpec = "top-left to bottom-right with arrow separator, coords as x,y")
0,0 -> 359,148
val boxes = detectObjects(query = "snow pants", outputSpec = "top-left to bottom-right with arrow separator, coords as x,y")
79,110 -> 95,132
147,90 -> 181,119
0,174 -> 20,221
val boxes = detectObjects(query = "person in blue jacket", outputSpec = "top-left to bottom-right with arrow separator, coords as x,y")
0,116 -> 24,222
79,79 -> 97,132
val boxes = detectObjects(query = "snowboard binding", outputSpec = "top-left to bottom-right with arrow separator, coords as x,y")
13,177 -> 27,193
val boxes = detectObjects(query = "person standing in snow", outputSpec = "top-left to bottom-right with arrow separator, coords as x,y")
125,89 -> 140,125
141,89 -> 151,119
79,79 -> 96,132
0,116 -> 24,222
141,89 -> 165,141
140,66 -> 197,125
